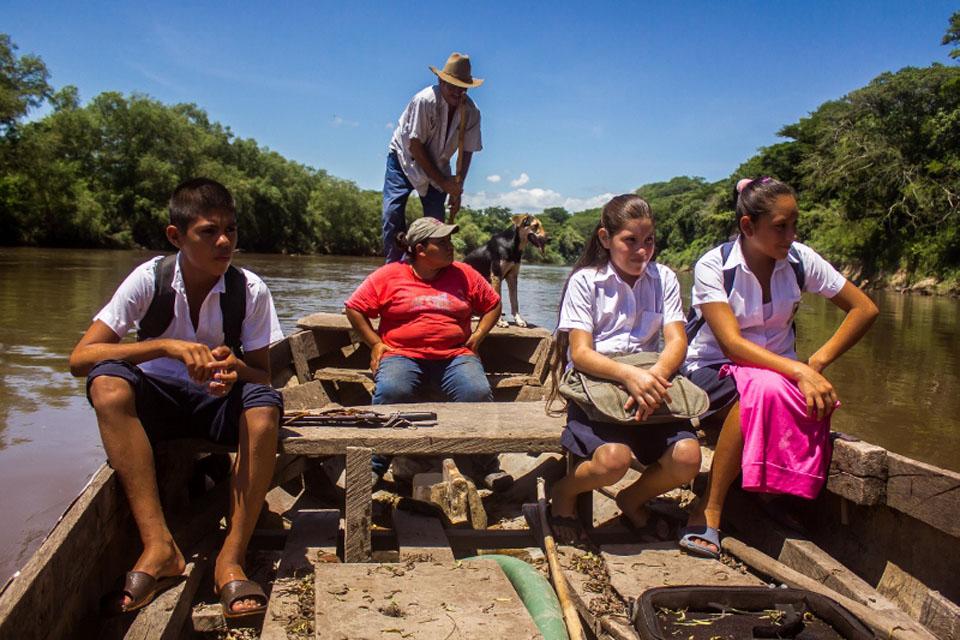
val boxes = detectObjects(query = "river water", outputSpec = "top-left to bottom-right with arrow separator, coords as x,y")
1,247 -> 958,582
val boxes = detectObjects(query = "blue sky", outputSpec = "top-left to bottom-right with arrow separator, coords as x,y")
5,1 -> 958,212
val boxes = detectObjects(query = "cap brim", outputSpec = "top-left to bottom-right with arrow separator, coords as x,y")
427,223 -> 459,238
430,66 -> 484,88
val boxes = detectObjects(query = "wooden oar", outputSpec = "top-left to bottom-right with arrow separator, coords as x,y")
536,477 -> 586,640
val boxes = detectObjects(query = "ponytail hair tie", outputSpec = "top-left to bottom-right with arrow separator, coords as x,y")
736,176 -> 772,195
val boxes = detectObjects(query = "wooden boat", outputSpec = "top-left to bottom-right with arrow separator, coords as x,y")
0,312 -> 957,639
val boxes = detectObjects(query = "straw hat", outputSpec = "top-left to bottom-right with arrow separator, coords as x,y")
429,52 -> 484,88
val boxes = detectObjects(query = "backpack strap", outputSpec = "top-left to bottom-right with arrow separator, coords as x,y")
137,255 -> 247,358
137,255 -> 177,342
684,241 -> 736,342
221,265 -> 247,358
787,245 -> 805,292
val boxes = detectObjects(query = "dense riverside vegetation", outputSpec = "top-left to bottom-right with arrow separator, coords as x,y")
1,15 -> 959,289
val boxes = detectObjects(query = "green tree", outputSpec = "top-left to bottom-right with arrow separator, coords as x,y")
943,11 -> 960,59
0,34 -> 51,132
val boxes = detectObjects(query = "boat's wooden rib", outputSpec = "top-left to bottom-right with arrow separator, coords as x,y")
344,446 -> 374,563
260,509 -> 339,640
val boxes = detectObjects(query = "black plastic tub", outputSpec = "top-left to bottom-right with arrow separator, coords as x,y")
633,586 -> 875,640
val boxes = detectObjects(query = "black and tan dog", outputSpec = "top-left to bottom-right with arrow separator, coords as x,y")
464,214 -> 549,327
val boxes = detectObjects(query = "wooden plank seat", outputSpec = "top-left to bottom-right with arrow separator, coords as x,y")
281,401 -> 564,562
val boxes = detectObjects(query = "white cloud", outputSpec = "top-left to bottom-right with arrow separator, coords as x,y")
486,174 -> 501,183
510,172 -> 530,187
331,115 -> 359,128
464,189 -> 615,213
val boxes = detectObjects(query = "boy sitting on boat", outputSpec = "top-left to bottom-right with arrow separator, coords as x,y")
69,178 -> 284,619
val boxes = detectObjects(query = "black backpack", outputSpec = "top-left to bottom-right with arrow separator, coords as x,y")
684,240 -> 805,342
137,254 -> 247,357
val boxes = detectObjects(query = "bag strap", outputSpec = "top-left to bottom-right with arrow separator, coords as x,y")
137,255 -> 177,342
221,265 -> 247,357
136,255 -> 247,357
684,241 -> 735,341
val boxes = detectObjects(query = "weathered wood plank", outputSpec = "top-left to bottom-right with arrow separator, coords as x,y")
268,338 -> 296,389
344,447 -> 373,563
288,330 -> 319,384
392,509 -> 455,562
779,538 -> 902,615
281,380 -> 332,411
314,561 -> 543,639
920,589 -> 960,640
602,542 -> 763,592
886,452 -> 960,537
0,464 -> 133,640
280,402 -> 564,456
826,470 -> 885,505
830,438 -> 888,478
313,367 -> 375,392
516,384 -> 546,402
260,509 -> 339,640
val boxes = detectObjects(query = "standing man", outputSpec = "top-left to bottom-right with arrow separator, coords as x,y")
382,52 -> 483,263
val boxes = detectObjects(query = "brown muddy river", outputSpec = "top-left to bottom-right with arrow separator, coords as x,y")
1,247 -> 958,582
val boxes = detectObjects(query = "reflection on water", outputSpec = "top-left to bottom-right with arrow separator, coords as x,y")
1,248 -> 958,583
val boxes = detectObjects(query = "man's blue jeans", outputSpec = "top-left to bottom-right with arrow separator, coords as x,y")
371,354 -> 492,475
382,152 -> 447,263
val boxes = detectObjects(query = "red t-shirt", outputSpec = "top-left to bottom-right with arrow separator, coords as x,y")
345,262 -> 500,360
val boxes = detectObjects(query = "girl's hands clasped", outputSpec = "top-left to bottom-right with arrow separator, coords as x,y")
620,366 -> 672,421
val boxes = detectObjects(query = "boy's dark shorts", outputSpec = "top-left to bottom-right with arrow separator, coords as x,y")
683,363 -> 739,419
86,360 -> 283,447
561,403 -> 698,465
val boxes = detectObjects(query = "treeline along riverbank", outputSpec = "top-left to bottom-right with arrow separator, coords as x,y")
1,17 -> 959,291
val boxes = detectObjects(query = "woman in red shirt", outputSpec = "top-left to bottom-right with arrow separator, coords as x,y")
346,216 -> 502,404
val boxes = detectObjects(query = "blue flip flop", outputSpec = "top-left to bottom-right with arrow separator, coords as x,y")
678,525 -> 721,559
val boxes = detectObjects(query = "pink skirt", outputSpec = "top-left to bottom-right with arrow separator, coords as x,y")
720,364 -> 836,499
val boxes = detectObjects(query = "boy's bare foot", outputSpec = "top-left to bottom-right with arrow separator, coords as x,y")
614,494 -> 651,531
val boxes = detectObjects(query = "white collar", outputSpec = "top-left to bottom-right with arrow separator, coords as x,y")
591,260 -> 656,285
171,252 -> 227,296
723,237 -> 799,273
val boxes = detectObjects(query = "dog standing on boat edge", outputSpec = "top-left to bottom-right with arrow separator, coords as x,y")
464,214 -> 549,327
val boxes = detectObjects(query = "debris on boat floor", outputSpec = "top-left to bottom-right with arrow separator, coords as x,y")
273,572 -> 315,638
569,550 -> 628,618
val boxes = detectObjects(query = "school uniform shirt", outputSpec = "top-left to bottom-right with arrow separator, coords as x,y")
388,85 -> 482,197
557,261 -> 685,360
94,254 -> 284,380
685,239 -> 847,371
345,261 -> 500,361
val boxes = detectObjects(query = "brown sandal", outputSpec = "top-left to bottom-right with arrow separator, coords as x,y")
101,571 -> 185,616
218,579 -> 268,619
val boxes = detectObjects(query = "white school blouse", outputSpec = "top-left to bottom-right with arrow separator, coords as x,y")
684,239 -> 847,371
558,261 -> 685,359
94,254 -> 284,380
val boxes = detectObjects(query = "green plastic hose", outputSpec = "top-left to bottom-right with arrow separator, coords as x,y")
464,554 -> 569,640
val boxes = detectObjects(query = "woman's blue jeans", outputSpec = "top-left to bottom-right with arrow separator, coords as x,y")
371,354 -> 492,475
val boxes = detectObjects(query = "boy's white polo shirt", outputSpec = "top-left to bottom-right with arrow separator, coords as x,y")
685,239 -> 847,371
558,261 -> 685,359
94,254 -> 284,381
